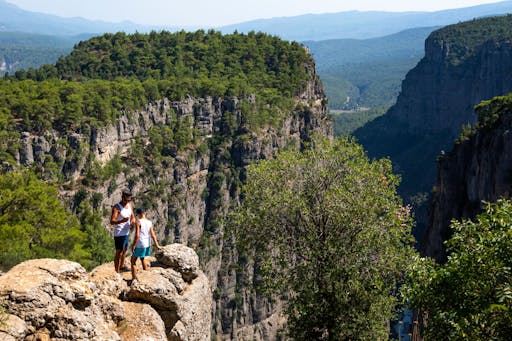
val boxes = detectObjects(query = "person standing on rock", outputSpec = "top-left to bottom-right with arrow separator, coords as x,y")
130,207 -> 162,281
110,190 -> 135,272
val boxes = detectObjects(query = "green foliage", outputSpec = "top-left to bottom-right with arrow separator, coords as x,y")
404,199 -> 512,340
319,57 -> 421,110
430,14 -> 512,65
75,201 -> 112,269
0,171 -> 88,270
0,30 -> 310,136
475,92 -> 512,130
230,136 -> 416,340
306,27 -> 432,110
330,107 -> 387,136
455,93 -> 512,145
0,32 -> 73,76
0,78 -> 146,132
45,30 -> 311,99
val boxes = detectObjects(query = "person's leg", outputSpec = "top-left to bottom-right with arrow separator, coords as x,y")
114,236 -> 124,272
131,256 -> 138,280
118,235 -> 129,270
114,249 -> 122,272
141,257 -> 148,270
119,248 -> 128,269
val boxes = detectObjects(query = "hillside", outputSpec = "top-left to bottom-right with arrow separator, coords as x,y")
0,30 -> 332,339
354,14 -> 512,238
0,31 -> 75,75
305,26 -> 435,111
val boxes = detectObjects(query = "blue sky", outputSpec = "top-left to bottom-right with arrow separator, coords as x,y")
5,0 -> 505,26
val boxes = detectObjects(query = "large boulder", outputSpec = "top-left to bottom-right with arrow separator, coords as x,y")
0,244 -> 211,340
155,244 -> 200,282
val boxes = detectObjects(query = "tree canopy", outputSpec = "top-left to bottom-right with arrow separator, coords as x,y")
0,170 -> 111,270
404,199 -> 512,340
430,14 -> 512,65
230,137 -> 416,340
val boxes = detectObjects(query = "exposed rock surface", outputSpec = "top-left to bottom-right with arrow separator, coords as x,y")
424,98 -> 512,261
0,244 -> 211,340
354,17 -> 512,239
10,57 -> 331,339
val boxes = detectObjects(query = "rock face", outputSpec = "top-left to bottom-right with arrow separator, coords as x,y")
353,16 -> 512,243
424,97 -> 512,261
0,244 -> 211,341
354,18 -> 512,204
9,58 -> 331,339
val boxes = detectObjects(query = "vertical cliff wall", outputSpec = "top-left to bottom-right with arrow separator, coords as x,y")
424,95 -> 512,261
354,16 -> 512,202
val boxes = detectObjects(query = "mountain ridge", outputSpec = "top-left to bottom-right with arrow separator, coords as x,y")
2,0 -> 512,40
219,1 -> 512,40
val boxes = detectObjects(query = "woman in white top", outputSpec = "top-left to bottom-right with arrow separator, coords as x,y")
130,207 -> 162,281
110,190 -> 135,273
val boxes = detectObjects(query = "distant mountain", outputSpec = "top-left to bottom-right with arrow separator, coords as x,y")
220,1 -> 512,41
305,26 -> 436,68
305,27 -> 436,110
0,0 -> 181,36
0,32 -> 76,75
2,0 -> 512,41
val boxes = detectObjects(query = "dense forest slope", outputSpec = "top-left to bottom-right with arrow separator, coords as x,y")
354,15 -> 512,236
0,32 -> 74,75
425,94 -> 512,261
305,26 -> 435,110
0,30 -> 332,339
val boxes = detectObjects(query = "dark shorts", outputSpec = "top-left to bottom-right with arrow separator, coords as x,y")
114,235 -> 129,250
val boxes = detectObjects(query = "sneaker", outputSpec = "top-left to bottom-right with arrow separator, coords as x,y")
120,265 -> 130,272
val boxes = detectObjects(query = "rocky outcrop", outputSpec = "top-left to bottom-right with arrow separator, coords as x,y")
0,244 -> 211,341
424,96 -> 512,261
10,59 -> 331,339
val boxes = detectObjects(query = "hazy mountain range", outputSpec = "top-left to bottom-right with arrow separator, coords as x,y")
2,0 -> 512,40
0,0 -> 183,36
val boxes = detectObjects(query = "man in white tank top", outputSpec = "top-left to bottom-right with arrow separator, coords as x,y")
110,190 -> 135,273
130,207 -> 162,281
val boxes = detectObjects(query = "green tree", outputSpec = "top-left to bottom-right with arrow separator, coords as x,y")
230,137 -> 416,340
404,199 -> 512,340
0,171 -> 88,270
76,201 -> 112,269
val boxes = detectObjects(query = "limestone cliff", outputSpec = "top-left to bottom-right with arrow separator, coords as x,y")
0,244 -> 211,341
10,66 -> 331,339
354,15 -> 512,209
351,15 -> 512,245
424,95 -> 512,261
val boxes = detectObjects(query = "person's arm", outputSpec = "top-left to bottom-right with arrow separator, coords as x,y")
150,226 -> 162,250
131,221 -> 141,252
129,203 -> 136,230
110,205 -> 128,225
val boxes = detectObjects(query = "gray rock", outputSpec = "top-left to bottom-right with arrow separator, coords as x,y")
0,245 -> 212,341
425,100 -> 512,261
155,244 -> 200,282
